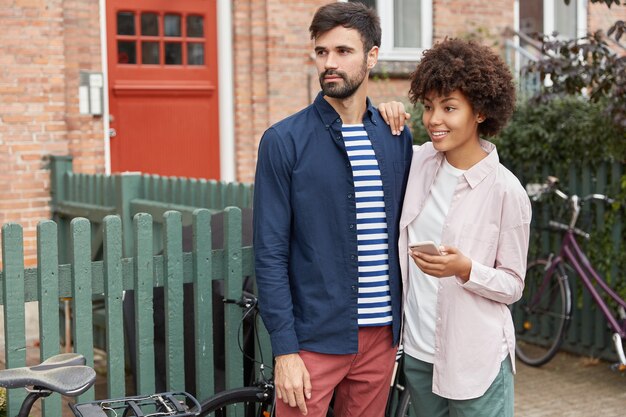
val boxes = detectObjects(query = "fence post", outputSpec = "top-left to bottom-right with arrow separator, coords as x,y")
37,221 -> 61,417
49,155 -> 73,263
1,224 -> 26,416
223,207 -> 243,390
70,218 -> 94,402
192,208 -> 213,400
115,173 -> 142,257
49,155 -> 73,208
103,215 -> 125,398
163,211 -> 185,391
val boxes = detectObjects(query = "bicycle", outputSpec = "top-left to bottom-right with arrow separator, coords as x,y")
0,297 -> 411,417
511,176 -> 626,368
198,294 -> 412,417
0,351 -> 202,417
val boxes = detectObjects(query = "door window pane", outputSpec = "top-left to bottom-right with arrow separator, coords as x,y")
520,0 -> 543,35
117,12 -> 135,35
118,41 -> 136,64
141,13 -> 159,36
165,42 -> 182,65
142,41 -> 160,64
164,14 -> 182,37
394,0 -> 421,48
188,43 -> 205,65
187,15 -> 204,37
554,0 -> 577,38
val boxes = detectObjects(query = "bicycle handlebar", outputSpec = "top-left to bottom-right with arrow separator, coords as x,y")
526,180 -> 613,205
548,220 -> 590,240
527,176 -> 616,234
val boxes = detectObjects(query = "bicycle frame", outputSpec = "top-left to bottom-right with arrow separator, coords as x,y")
551,228 -> 626,363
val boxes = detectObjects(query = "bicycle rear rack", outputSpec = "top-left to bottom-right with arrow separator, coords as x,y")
71,392 -> 200,417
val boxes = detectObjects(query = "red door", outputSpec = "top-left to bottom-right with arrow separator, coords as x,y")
106,0 -> 220,179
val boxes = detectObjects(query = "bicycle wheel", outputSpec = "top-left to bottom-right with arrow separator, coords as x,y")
394,388 -> 412,417
198,386 -> 273,417
513,259 -> 571,366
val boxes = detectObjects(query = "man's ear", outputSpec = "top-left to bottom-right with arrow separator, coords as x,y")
367,46 -> 379,70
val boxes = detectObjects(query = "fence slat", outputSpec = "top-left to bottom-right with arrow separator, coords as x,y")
2,224 -> 26,416
223,207 -> 243,391
37,221 -> 61,417
164,211 -> 185,391
103,215 -> 125,398
71,218 -> 95,401
134,213 -> 156,395
192,209 -> 213,400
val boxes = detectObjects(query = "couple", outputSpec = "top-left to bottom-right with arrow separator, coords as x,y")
253,2 -> 531,417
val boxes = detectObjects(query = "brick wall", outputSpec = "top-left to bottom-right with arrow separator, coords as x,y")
0,0 -> 103,266
62,0 -> 106,174
233,0 -> 326,183
588,2 -> 626,55
433,0 -> 514,42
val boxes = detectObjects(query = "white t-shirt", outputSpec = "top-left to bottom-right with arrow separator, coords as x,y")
404,158 -> 464,363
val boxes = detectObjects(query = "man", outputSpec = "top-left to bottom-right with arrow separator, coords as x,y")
253,3 -> 412,416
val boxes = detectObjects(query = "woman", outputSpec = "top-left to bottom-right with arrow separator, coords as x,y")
379,39 -> 531,416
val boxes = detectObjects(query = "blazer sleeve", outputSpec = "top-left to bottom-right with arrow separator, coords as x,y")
253,127 -> 301,356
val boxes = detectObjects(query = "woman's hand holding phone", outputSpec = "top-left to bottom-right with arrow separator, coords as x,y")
409,243 -> 472,281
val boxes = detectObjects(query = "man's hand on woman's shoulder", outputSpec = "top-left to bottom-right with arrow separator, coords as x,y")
378,101 -> 411,136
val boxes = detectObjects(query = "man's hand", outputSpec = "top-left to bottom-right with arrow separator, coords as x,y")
409,245 -> 472,281
274,353 -> 312,415
378,101 -> 411,136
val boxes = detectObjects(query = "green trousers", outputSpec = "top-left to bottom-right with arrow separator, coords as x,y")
403,354 -> 514,417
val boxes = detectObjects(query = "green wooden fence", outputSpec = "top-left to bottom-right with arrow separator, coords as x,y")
0,208 -> 270,417
49,155 -> 254,261
511,160 -> 624,361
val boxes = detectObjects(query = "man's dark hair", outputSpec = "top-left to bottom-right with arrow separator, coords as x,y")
309,2 -> 381,52
409,39 -> 516,137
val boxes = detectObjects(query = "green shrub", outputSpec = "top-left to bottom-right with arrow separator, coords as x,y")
494,97 -> 625,172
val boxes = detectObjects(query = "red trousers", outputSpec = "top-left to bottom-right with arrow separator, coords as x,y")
276,326 -> 397,417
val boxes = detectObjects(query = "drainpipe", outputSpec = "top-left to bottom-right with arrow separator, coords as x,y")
218,0 -> 236,182
99,0 -> 111,175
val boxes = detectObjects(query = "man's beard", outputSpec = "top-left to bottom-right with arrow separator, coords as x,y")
319,60 -> 368,99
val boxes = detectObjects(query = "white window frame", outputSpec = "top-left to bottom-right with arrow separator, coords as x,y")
340,0 -> 432,61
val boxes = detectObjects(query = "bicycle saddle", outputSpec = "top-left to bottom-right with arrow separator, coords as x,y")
0,353 -> 96,396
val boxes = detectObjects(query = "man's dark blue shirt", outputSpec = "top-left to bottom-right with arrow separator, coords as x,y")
253,92 -> 413,356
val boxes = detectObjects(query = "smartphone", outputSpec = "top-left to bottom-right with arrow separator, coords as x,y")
409,241 -> 442,256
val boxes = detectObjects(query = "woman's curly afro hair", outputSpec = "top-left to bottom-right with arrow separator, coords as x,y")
409,39 -> 516,137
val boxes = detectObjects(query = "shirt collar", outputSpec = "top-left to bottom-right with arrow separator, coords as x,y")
463,140 -> 500,188
433,139 -> 500,189
313,91 -> 377,128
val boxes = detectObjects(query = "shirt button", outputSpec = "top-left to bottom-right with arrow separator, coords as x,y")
347,193 -> 353,199
351,285 -> 357,291
349,224 -> 354,229
351,255 -> 356,260
336,135 -> 341,140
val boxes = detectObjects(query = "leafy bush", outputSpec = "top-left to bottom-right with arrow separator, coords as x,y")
495,97 -> 625,170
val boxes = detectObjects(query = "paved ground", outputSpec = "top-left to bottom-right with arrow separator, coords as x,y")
515,351 -> 626,416
2,345 -> 625,416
